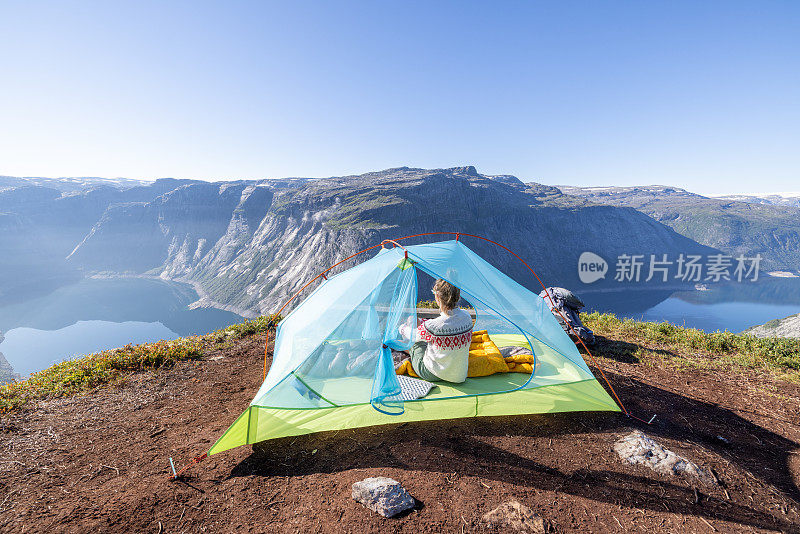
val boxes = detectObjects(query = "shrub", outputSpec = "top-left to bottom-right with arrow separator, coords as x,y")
582,311 -> 800,377
0,313 -> 281,415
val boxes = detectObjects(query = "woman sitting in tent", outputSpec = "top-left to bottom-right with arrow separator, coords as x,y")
397,279 -> 473,383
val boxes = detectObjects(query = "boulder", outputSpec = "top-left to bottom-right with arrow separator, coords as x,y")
351,477 -> 415,518
614,430 -> 718,486
482,501 -> 549,533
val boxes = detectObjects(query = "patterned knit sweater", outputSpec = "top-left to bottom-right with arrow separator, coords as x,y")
401,308 -> 473,383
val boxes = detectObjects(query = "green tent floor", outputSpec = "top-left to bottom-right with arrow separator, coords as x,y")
209,378 -> 620,455
295,369 -> 578,408
209,333 -> 621,455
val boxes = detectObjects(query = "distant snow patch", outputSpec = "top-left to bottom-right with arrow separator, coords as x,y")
767,271 -> 799,278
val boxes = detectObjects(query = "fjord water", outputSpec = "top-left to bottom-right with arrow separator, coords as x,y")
2,321 -> 177,377
583,277 -> 800,333
0,278 -> 243,378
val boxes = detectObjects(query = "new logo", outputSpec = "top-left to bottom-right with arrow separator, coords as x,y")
578,252 -> 608,284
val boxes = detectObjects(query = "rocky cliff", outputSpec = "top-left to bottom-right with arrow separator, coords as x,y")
66,167 -> 712,315
558,185 -> 800,273
0,179 -> 196,302
711,193 -> 800,209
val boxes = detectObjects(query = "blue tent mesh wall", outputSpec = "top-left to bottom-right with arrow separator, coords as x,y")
210,240 -> 619,454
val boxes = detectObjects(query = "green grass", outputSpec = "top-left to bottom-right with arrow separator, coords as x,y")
582,312 -> 800,380
0,314 -> 280,415
205,314 -> 282,342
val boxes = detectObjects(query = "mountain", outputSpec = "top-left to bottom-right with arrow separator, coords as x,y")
0,175 -> 151,193
67,181 -> 265,273
744,312 -> 800,339
0,168 -> 720,316
711,193 -> 800,208
0,179 -> 198,303
557,185 -> 800,273
0,353 -> 17,383
58,167 -> 713,315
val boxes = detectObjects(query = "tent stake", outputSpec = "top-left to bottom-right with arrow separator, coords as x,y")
169,457 -> 177,478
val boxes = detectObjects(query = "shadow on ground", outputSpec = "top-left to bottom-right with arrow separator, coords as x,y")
229,373 -> 799,532
588,335 -> 680,364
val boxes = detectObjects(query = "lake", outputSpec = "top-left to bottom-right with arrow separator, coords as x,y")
0,278 -> 244,379
582,277 -> 800,333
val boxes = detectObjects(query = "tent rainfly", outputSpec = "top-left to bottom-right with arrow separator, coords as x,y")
209,238 -> 620,456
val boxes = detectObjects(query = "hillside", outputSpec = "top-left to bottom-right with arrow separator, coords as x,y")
746,312 -> 800,339
557,185 -> 800,273
0,175 -> 151,193
1,168 -> 715,316
1,316 -> 799,532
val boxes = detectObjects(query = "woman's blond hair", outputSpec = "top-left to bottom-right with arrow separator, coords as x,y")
433,279 -> 460,311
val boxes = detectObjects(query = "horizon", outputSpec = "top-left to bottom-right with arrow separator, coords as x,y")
4,168 -> 800,198
1,2 -> 798,195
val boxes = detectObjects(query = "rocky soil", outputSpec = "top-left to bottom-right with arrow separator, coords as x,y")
1,332 -> 799,533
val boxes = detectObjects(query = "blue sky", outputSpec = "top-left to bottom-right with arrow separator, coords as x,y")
0,1 -> 797,194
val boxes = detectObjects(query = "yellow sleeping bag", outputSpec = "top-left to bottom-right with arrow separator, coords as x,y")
503,353 -> 534,374
468,330 -> 510,376
395,330 -> 534,378
395,359 -> 419,378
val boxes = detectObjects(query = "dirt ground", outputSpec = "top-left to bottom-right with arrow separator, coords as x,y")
1,332 -> 799,533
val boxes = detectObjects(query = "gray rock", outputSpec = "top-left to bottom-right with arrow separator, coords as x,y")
482,501 -> 548,533
614,430 -> 718,487
0,336 -> 20,384
744,312 -> 800,339
351,476 -> 415,518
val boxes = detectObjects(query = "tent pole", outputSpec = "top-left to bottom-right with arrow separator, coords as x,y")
260,231 -> 637,421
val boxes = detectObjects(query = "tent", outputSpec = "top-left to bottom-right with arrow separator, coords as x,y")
209,238 -> 620,456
